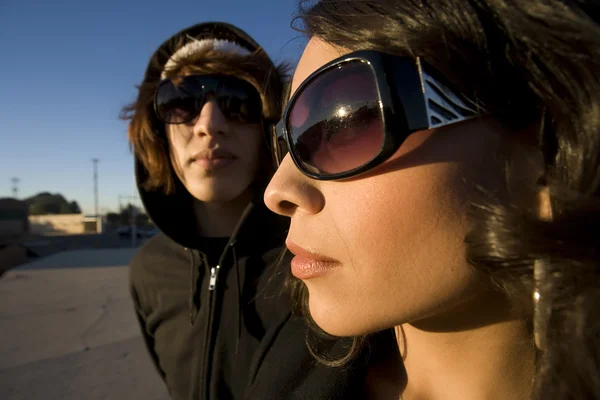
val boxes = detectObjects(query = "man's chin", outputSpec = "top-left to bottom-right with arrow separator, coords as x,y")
185,184 -> 251,204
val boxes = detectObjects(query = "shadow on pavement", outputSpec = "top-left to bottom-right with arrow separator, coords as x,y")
13,248 -> 140,271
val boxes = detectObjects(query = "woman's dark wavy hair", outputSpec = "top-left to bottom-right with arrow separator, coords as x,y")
290,0 -> 600,396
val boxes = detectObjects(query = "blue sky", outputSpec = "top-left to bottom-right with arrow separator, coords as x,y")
0,0 -> 306,215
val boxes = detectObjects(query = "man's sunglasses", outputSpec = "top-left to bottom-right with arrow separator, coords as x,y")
154,75 -> 262,125
271,50 -> 483,180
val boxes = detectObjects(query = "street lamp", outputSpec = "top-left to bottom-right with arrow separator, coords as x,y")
92,159 -> 100,233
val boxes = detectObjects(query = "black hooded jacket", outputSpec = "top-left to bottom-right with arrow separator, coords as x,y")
129,22 -> 393,400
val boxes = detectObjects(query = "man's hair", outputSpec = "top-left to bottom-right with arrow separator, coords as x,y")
289,0 -> 600,397
121,36 -> 289,194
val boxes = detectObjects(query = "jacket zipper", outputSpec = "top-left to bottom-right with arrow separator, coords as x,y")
200,205 -> 248,399
208,265 -> 221,291
201,256 -> 220,400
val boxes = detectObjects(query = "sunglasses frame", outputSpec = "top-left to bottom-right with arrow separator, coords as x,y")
154,74 -> 262,125
273,50 -> 481,181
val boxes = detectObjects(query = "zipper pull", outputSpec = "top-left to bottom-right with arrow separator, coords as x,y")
208,265 -> 220,291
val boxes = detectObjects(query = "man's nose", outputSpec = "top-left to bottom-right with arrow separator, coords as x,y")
193,95 -> 228,137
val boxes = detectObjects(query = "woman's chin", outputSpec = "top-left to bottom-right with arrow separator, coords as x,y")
308,298 -> 373,338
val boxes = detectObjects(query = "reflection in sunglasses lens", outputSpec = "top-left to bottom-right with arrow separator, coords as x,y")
156,76 -> 261,124
289,61 -> 385,175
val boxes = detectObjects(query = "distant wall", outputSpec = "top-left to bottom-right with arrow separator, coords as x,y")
29,214 -> 84,235
0,198 -> 29,243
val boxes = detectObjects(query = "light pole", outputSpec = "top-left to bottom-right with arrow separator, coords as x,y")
92,159 -> 100,233
11,177 -> 20,199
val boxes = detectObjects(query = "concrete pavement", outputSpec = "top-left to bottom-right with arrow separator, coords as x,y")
0,248 -> 170,400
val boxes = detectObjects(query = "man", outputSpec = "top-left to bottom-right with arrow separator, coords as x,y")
123,22 -> 390,400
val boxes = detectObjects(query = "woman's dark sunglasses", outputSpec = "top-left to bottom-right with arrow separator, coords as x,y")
271,50 -> 483,180
154,74 -> 262,125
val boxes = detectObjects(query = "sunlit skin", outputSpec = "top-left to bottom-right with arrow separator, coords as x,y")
167,93 -> 263,236
167,93 -> 262,203
264,37 -> 536,399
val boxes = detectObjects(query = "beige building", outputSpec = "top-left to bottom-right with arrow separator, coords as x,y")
29,214 -> 102,235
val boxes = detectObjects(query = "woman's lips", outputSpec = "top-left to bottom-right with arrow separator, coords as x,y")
286,241 -> 340,280
290,256 -> 340,279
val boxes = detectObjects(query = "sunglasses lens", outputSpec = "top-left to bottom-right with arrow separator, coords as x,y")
155,78 -> 204,124
288,60 -> 384,175
155,76 -> 262,124
218,79 -> 262,124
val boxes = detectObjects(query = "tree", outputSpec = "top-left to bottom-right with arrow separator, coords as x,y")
26,192 -> 82,215
106,212 -> 120,224
28,202 -> 46,216
59,202 -> 71,214
69,201 -> 81,214
119,204 -> 144,225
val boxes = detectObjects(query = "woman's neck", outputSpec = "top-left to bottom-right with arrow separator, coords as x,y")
365,291 -> 536,400
399,320 -> 534,399
397,292 -> 536,400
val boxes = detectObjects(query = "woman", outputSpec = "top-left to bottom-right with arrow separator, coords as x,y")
265,1 -> 600,399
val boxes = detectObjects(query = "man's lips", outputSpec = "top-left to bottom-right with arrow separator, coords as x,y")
190,148 -> 237,163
